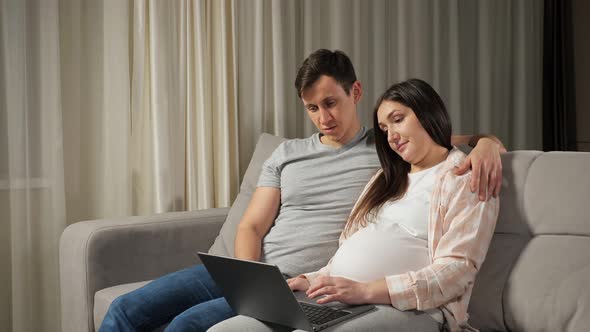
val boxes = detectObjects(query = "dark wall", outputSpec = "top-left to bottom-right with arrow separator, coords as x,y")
573,0 -> 590,151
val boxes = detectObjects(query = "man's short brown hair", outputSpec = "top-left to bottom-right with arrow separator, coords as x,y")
294,49 -> 357,98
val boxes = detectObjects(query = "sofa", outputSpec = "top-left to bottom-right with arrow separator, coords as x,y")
60,133 -> 590,332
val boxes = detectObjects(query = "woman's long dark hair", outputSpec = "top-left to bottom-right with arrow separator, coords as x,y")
345,79 -> 453,235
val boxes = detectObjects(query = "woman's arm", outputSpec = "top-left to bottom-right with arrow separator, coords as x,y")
384,174 -> 499,311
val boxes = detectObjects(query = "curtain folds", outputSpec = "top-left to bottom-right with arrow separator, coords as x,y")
59,0 -> 239,220
2,0 -> 238,330
235,0 -> 544,178
130,0 -> 238,214
0,0 -> 543,331
1,0 -> 66,331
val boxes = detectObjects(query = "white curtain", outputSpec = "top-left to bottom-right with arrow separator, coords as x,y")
0,0 -> 542,331
1,0 -> 66,331
60,0 -> 239,220
2,0 -> 238,330
236,0 -> 543,175
127,0 -> 239,214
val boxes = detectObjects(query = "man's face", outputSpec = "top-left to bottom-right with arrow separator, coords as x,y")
301,75 -> 362,148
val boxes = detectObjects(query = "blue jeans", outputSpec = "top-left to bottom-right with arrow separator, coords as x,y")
99,264 -> 235,332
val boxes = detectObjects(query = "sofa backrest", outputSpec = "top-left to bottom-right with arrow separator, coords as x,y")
210,133 -> 590,331
467,151 -> 541,329
496,152 -> 590,331
463,151 -> 590,331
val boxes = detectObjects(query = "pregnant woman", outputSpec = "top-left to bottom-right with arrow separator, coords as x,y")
286,78 -> 499,332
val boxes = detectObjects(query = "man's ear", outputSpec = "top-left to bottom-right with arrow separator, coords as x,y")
352,81 -> 362,104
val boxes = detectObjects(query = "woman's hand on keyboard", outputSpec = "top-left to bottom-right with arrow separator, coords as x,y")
306,276 -> 369,305
287,276 -> 310,292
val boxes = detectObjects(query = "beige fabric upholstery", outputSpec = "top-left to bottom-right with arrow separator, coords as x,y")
60,133 -> 590,332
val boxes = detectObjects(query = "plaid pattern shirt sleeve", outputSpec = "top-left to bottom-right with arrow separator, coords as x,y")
385,150 -> 499,329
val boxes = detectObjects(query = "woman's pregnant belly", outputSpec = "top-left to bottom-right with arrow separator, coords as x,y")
329,223 -> 430,282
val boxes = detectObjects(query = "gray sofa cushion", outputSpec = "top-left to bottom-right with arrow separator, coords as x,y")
94,281 -> 151,331
467,151 -> 541,330
468,233 -> 529,330
524,152 -> 590,236
463,152 -> 540,330
470,151 -> 590,331
209,133 -> 286,256
502,152 -> 590,331
504,236 -> 590,331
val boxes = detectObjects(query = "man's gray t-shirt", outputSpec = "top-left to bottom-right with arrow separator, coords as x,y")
257,127 -> 380,277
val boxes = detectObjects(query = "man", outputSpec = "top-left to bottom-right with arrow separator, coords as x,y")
100,49 -> 504,332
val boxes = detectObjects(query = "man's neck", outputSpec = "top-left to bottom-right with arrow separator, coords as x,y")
319,125 -> 363,148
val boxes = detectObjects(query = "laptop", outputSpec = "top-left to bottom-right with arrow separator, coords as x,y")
197,252 -> 375,331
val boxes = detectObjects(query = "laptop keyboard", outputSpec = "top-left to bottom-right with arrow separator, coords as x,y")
300,301 -> 350,325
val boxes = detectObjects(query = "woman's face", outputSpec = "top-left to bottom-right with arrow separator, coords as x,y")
376,100 -> 439,169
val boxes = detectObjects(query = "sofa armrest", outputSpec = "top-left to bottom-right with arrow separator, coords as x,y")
59,208 -> 229,332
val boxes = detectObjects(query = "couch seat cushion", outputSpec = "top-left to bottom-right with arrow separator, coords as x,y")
94,281 -> 151,331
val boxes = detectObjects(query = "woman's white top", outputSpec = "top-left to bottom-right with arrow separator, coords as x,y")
329,162 -> 446,323
330,162 -> 444,282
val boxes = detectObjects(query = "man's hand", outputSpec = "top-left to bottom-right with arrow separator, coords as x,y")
454,137 -> 506,200
287,276 -> 310,292
306,276 -> 369,305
